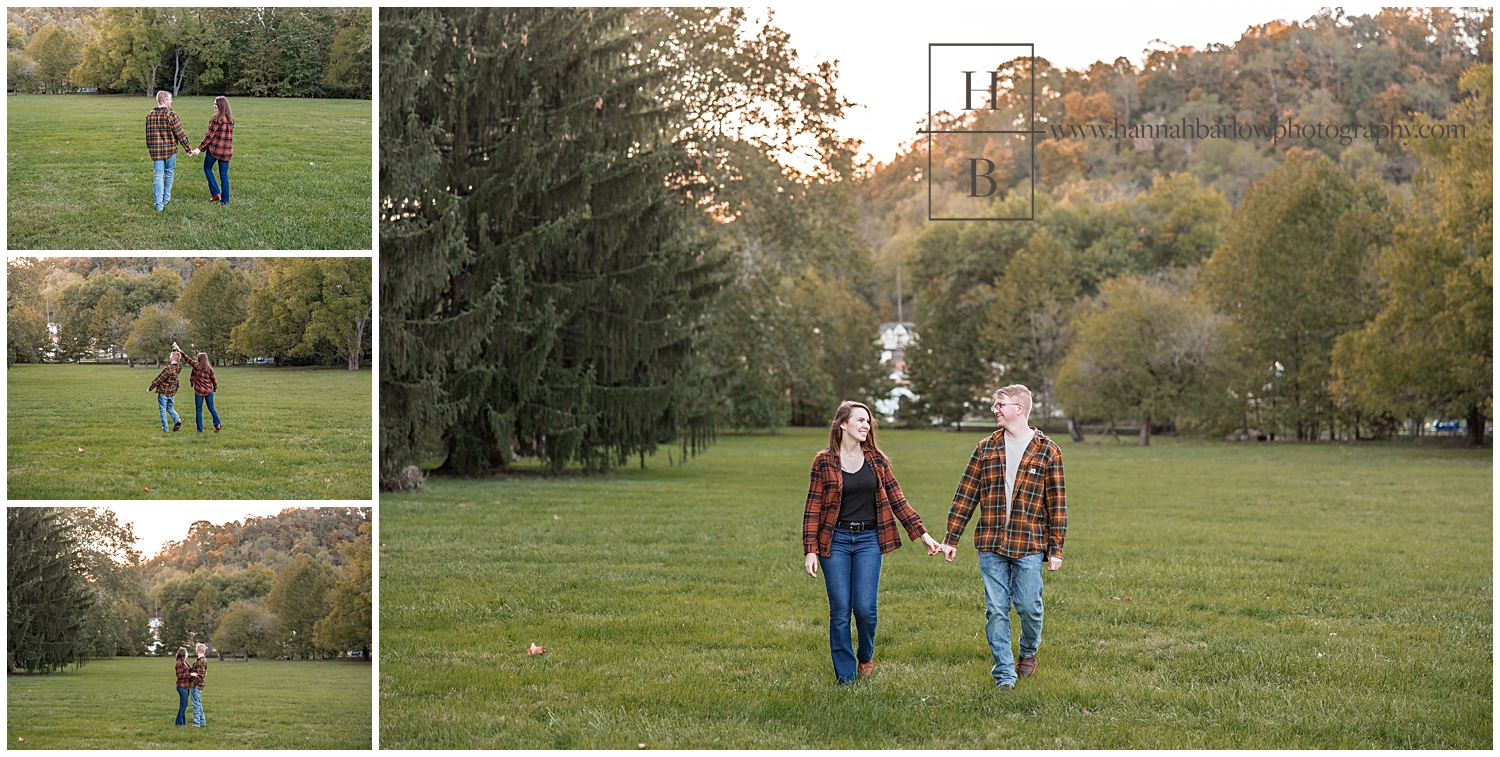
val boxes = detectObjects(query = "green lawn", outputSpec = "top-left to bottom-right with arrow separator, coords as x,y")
7,657 -> 371,749
7,95 -> 371,250
379,428 -> 1491,748
7,364 -> 371,499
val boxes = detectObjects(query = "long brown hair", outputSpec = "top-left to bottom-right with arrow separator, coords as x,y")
214,96 -> 232,123
196,352 -> 212,373
175,647 -> 187,662
825,400 -> 885,461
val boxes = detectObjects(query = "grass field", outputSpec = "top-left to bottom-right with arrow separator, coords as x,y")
7,657 -> 371,749
7,95 -> 370,250
7,364 -> 371,499
379,428 -> 1491,749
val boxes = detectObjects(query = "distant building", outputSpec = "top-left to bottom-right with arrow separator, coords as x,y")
875,322 -> 917,418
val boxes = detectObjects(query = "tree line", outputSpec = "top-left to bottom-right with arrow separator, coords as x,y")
7,257 -> 372,370
379,9 -> 1491,489
8,7 -> 370,99
7,507 -> 371,674
861,8 -> 1491,446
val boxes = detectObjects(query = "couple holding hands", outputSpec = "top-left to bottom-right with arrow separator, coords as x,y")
803,384 -> 1066,689
145,90 -> 235,212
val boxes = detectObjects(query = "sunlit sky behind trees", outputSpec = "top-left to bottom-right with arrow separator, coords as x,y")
116,505 -> 292,559
770,1 -> 1392,164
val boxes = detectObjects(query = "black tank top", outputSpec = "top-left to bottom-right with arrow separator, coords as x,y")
839,460 -> 877,523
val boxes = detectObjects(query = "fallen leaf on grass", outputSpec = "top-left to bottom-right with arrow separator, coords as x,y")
17,737 -> 24,742
324,478 -> 331,483
77,447 -> 84,453
553,514 -> 561,520
638,744 -> 646,749
1083,707 -> 1092,715
1112,596 -> 1131,601
143,487 -> 154,492
527,643 -> 546,655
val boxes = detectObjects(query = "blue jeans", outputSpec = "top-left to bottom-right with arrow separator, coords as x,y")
195,392 -> 220,432
191,686 -> 204,726
175,685 -> 189,725
978,551 -> 1045,687
152,153 -> 177,210
819,527 -> 881,683
158,393 -> 180,432
203,152 -> 229,204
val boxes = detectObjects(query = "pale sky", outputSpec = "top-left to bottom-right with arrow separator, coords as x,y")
98,505 -> 302,561
766,2 -> 1396,165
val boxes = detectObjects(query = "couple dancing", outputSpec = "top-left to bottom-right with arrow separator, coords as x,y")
173,644 -> 209,726
146,343 -> 221,433
145,90 -> 235,212
803,385 -> 1066,689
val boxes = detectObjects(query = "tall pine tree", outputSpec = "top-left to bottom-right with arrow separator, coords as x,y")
380,8 -> 720,478
8,508 -> 92,673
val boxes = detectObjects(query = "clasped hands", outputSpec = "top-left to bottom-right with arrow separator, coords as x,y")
803,534 -> 1061,576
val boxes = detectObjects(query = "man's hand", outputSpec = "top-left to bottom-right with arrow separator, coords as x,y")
804,552 -> 819,577
940,543 -> 957,562
1047,556 -> 1062,571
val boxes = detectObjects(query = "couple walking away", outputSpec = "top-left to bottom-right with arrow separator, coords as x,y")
147,342 -> 221,433
803,385 -> 1066,689
146,90 -> 235,212
173,644 -> 209,727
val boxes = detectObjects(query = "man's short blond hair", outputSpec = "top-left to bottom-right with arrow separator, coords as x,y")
156,90 -> 171,105
993,384 -> 1032,417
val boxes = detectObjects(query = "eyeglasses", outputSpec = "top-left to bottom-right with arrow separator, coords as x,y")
991,402 -> 1021,412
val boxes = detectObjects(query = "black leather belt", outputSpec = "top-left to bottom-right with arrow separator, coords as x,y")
837,520 -> 876,532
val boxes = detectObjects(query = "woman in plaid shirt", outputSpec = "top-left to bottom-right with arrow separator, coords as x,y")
198,96 -> 234,205
173,647 -> 193,726
802,400 -> 944,684
174,342 -> 221,432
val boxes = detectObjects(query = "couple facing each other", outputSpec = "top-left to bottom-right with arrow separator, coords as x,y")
145,90 -> 235,212
803,384 -> 1066,689
173,643 -> 210,727
146,342 -> 221,433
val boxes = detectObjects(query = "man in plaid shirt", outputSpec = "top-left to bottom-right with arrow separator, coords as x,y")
146,90 -> 200,212
147,350 -> 184,432
938,384 -> 1066,690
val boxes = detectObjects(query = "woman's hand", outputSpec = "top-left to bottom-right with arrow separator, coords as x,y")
804,552 -> 819,577
921,532 -> 942,555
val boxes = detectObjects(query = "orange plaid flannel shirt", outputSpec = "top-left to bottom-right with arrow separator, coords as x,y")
803,447 -> 928,557
943,428 -> 1067,560
146,106 -> 193,161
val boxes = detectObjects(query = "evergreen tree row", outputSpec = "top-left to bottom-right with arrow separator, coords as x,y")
380,8 -> 872,484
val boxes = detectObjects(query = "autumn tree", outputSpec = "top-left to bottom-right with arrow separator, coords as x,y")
266,555 -> 333,659
1203,148 -> 1392,440
312,523 -> 371,659
89,288 -> 132,359
177,260 -> 251,364
1056,271 -> 1236,444
125,304 -> 189,367
1332,63 -> 1493,446
213,600 -> 278,659
8,258 -> 50,365
24,23 -> 79,92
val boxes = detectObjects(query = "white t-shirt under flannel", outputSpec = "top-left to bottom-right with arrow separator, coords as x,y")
1004,427 -> 1035,525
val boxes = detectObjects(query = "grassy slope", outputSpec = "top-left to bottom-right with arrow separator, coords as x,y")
7,657 -> 371,749
7,364 -> 371,499
7,95 -> 370,250
379,428 -> 1491,748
